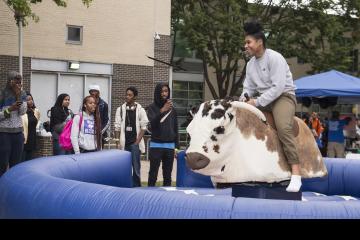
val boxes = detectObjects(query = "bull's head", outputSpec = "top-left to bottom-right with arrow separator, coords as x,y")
185,99 -> 266,177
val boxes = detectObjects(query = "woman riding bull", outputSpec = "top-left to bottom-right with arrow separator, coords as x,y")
239,20 -> 301,192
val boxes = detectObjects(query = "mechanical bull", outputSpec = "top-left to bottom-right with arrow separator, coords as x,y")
185,99 -> 327,185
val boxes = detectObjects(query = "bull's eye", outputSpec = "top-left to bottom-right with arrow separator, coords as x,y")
211,108 -> 226,120
227,113 -> 234,121
221,165 -> 225,172
213,126 -> 225,134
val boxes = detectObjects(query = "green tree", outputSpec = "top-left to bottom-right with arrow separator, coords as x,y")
172,0 -> 360,99
6,0 -> 93,25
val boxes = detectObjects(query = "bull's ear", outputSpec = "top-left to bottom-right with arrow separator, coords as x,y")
231,101 -> 267,122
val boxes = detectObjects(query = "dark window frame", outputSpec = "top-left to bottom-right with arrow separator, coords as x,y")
66,25 -> 83,45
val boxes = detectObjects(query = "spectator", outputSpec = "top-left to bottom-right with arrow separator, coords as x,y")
310,112 -> 323,139
114,86 -> 149,187
88,85 -> 109,148
21,92 -> 41,161
147,83 -> 179,187
50,93 -> 73,155
320,119 -> 329,157
308,112 -> 324,149
327,111 -> 351,158
0,71 -> 27,176
71,96 -> 101,154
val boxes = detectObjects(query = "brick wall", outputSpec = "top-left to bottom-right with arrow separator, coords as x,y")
154,35 -> 171,84
0,55 -> 31,92
34,136 -> 53,157
111,35 -> 171,133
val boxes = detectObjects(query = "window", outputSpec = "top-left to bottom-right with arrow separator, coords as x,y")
67,25 -> 83,44
173,80 -> 203,149
31,73 -> 110,123
173,81 -> 203,125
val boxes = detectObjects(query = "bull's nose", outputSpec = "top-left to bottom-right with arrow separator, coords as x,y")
185,152 -> 210,170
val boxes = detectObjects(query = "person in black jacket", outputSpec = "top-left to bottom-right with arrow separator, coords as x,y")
147,82 -> 179,186
89,85 -> 110,148
50,93 -> 73,155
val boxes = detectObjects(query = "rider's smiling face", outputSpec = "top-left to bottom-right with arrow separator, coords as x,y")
244,35 -> 263,57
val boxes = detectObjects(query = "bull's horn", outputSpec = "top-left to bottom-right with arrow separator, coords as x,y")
231,101 -> 267,122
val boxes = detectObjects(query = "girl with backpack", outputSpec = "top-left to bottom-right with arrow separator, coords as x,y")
71,96 -> 102,154
50,93 -> 73,155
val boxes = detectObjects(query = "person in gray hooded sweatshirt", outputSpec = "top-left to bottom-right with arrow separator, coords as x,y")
239,20 -> 301,192
71,95 -> 102,154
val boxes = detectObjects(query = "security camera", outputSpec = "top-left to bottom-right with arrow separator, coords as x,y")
154,32 -> 160,40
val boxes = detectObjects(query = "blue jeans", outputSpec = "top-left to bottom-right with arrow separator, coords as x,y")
0,132 -> 24,176
125,144 -> 141,187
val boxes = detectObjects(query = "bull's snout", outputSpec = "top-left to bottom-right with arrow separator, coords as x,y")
185,152 -> 210,170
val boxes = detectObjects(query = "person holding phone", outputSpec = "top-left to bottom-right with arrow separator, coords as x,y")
0,71 -> 27,176
21,92 -> 41,161
147,83 -> 179,186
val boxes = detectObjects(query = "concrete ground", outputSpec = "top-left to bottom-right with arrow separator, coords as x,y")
140,159 -> 177,184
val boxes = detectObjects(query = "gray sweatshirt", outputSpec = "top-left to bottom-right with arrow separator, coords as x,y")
71,112 -> 97,154
0,90 -> 27,133
240,49 -> 296,107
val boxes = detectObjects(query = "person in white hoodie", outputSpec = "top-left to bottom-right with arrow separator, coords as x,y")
71,96 -> 102,154
114,86 -> 149,187
239,20 -> 301,192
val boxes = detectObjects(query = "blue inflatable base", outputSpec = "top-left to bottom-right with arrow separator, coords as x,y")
0,150 -> 360,218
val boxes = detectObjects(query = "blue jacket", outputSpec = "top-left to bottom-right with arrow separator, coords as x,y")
98,97 -> 109,134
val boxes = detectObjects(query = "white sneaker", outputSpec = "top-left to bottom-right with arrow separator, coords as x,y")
286,175 -> 302,192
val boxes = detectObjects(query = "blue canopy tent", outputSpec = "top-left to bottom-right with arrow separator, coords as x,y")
295,70 -> 360,104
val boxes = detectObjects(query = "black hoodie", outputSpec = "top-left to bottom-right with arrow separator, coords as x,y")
147,83 -> 179,148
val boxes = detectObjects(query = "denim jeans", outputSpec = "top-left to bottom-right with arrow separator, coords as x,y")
0,132 -> 24,177
125,144 -> 141,187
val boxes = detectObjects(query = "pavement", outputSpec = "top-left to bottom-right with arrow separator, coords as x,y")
140,159 -> 177,184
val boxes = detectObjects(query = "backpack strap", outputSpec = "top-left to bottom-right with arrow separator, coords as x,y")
74,112 -> 83,134
79,112 -> 83,130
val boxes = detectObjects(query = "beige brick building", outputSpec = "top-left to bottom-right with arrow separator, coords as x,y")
0,0 -> 171,156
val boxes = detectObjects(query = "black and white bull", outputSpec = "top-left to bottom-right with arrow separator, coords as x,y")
185,99 -> 327,185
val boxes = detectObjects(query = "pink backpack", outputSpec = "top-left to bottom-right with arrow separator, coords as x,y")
59,114 -> 83,151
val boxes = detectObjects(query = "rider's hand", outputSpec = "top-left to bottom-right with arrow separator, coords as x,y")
247,98 -> 257,107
